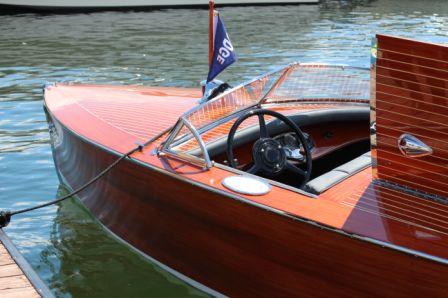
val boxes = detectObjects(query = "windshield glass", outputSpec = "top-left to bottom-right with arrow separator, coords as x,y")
263,64 -> 370,104
185,65 -> 289,132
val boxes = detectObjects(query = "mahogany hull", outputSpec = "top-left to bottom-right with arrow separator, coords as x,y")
45,108 -> 448,297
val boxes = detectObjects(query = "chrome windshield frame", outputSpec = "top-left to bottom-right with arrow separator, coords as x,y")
161,117 -> 213,169
159,62 -> 370,170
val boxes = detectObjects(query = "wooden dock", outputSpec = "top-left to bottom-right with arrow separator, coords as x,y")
0,229 -> 53,297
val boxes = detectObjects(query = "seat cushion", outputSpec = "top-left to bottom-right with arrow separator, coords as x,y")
304,152 -> 371,195
335,152 -> 371,174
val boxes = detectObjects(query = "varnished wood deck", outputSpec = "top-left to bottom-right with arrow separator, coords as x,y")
0,230 -> 52,298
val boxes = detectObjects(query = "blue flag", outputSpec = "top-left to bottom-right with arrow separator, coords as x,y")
207,15 -> 237,83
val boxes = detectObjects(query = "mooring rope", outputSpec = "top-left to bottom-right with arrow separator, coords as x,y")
0,126 -> 173,228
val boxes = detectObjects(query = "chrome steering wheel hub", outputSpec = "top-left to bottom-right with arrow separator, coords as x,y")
252,138 -> 287,175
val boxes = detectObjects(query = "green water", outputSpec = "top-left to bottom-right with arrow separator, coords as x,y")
1,1 -> 447,296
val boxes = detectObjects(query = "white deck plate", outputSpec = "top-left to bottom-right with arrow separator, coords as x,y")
222,175 -> 271,196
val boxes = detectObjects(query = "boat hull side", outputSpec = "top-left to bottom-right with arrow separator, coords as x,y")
45,108 -> 448,297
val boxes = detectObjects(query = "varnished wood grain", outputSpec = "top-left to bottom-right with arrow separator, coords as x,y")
378,34 -> 448,62
375,34 -> 448,198
379,48 -> 448,70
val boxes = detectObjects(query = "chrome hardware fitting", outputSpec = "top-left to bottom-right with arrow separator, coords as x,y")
370,121 -> 376,134
398,134 -> 433,158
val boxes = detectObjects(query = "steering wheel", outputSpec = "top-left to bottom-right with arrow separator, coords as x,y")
226,108 -> 312,187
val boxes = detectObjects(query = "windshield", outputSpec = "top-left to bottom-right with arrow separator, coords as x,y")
263,64 -> 370,104
162,63 -> 370,166
185,65 -> 289,132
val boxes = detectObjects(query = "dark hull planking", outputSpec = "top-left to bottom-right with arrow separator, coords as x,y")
45,106 -> 448,297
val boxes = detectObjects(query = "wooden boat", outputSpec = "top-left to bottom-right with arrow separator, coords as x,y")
0,0 -> 318,12
44,35 -> 448,296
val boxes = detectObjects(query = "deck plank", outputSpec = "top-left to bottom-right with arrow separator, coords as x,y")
0,286 -> 41,298
0,248 -> 15,266
0,275 -> 33,290
0,263 -> 23,278
0,230 -> 53,297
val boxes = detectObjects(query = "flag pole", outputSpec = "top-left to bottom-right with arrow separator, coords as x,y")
208,0 -> 215,67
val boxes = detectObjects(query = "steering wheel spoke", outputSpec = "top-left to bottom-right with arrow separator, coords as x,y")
247,163 -> 260,174
286,162 -> 307,178
258,114 -> 270,138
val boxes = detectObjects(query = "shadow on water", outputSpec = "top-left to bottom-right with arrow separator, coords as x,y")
41,186 -> 207,298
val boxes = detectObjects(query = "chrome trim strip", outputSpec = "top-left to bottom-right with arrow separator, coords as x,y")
162,149 -> 208,168
261,101 -> 369,108
299,63 -> 369,71
370,38 -> 378,180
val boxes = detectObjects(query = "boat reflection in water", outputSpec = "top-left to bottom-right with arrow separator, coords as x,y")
42,186 -> 205,297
